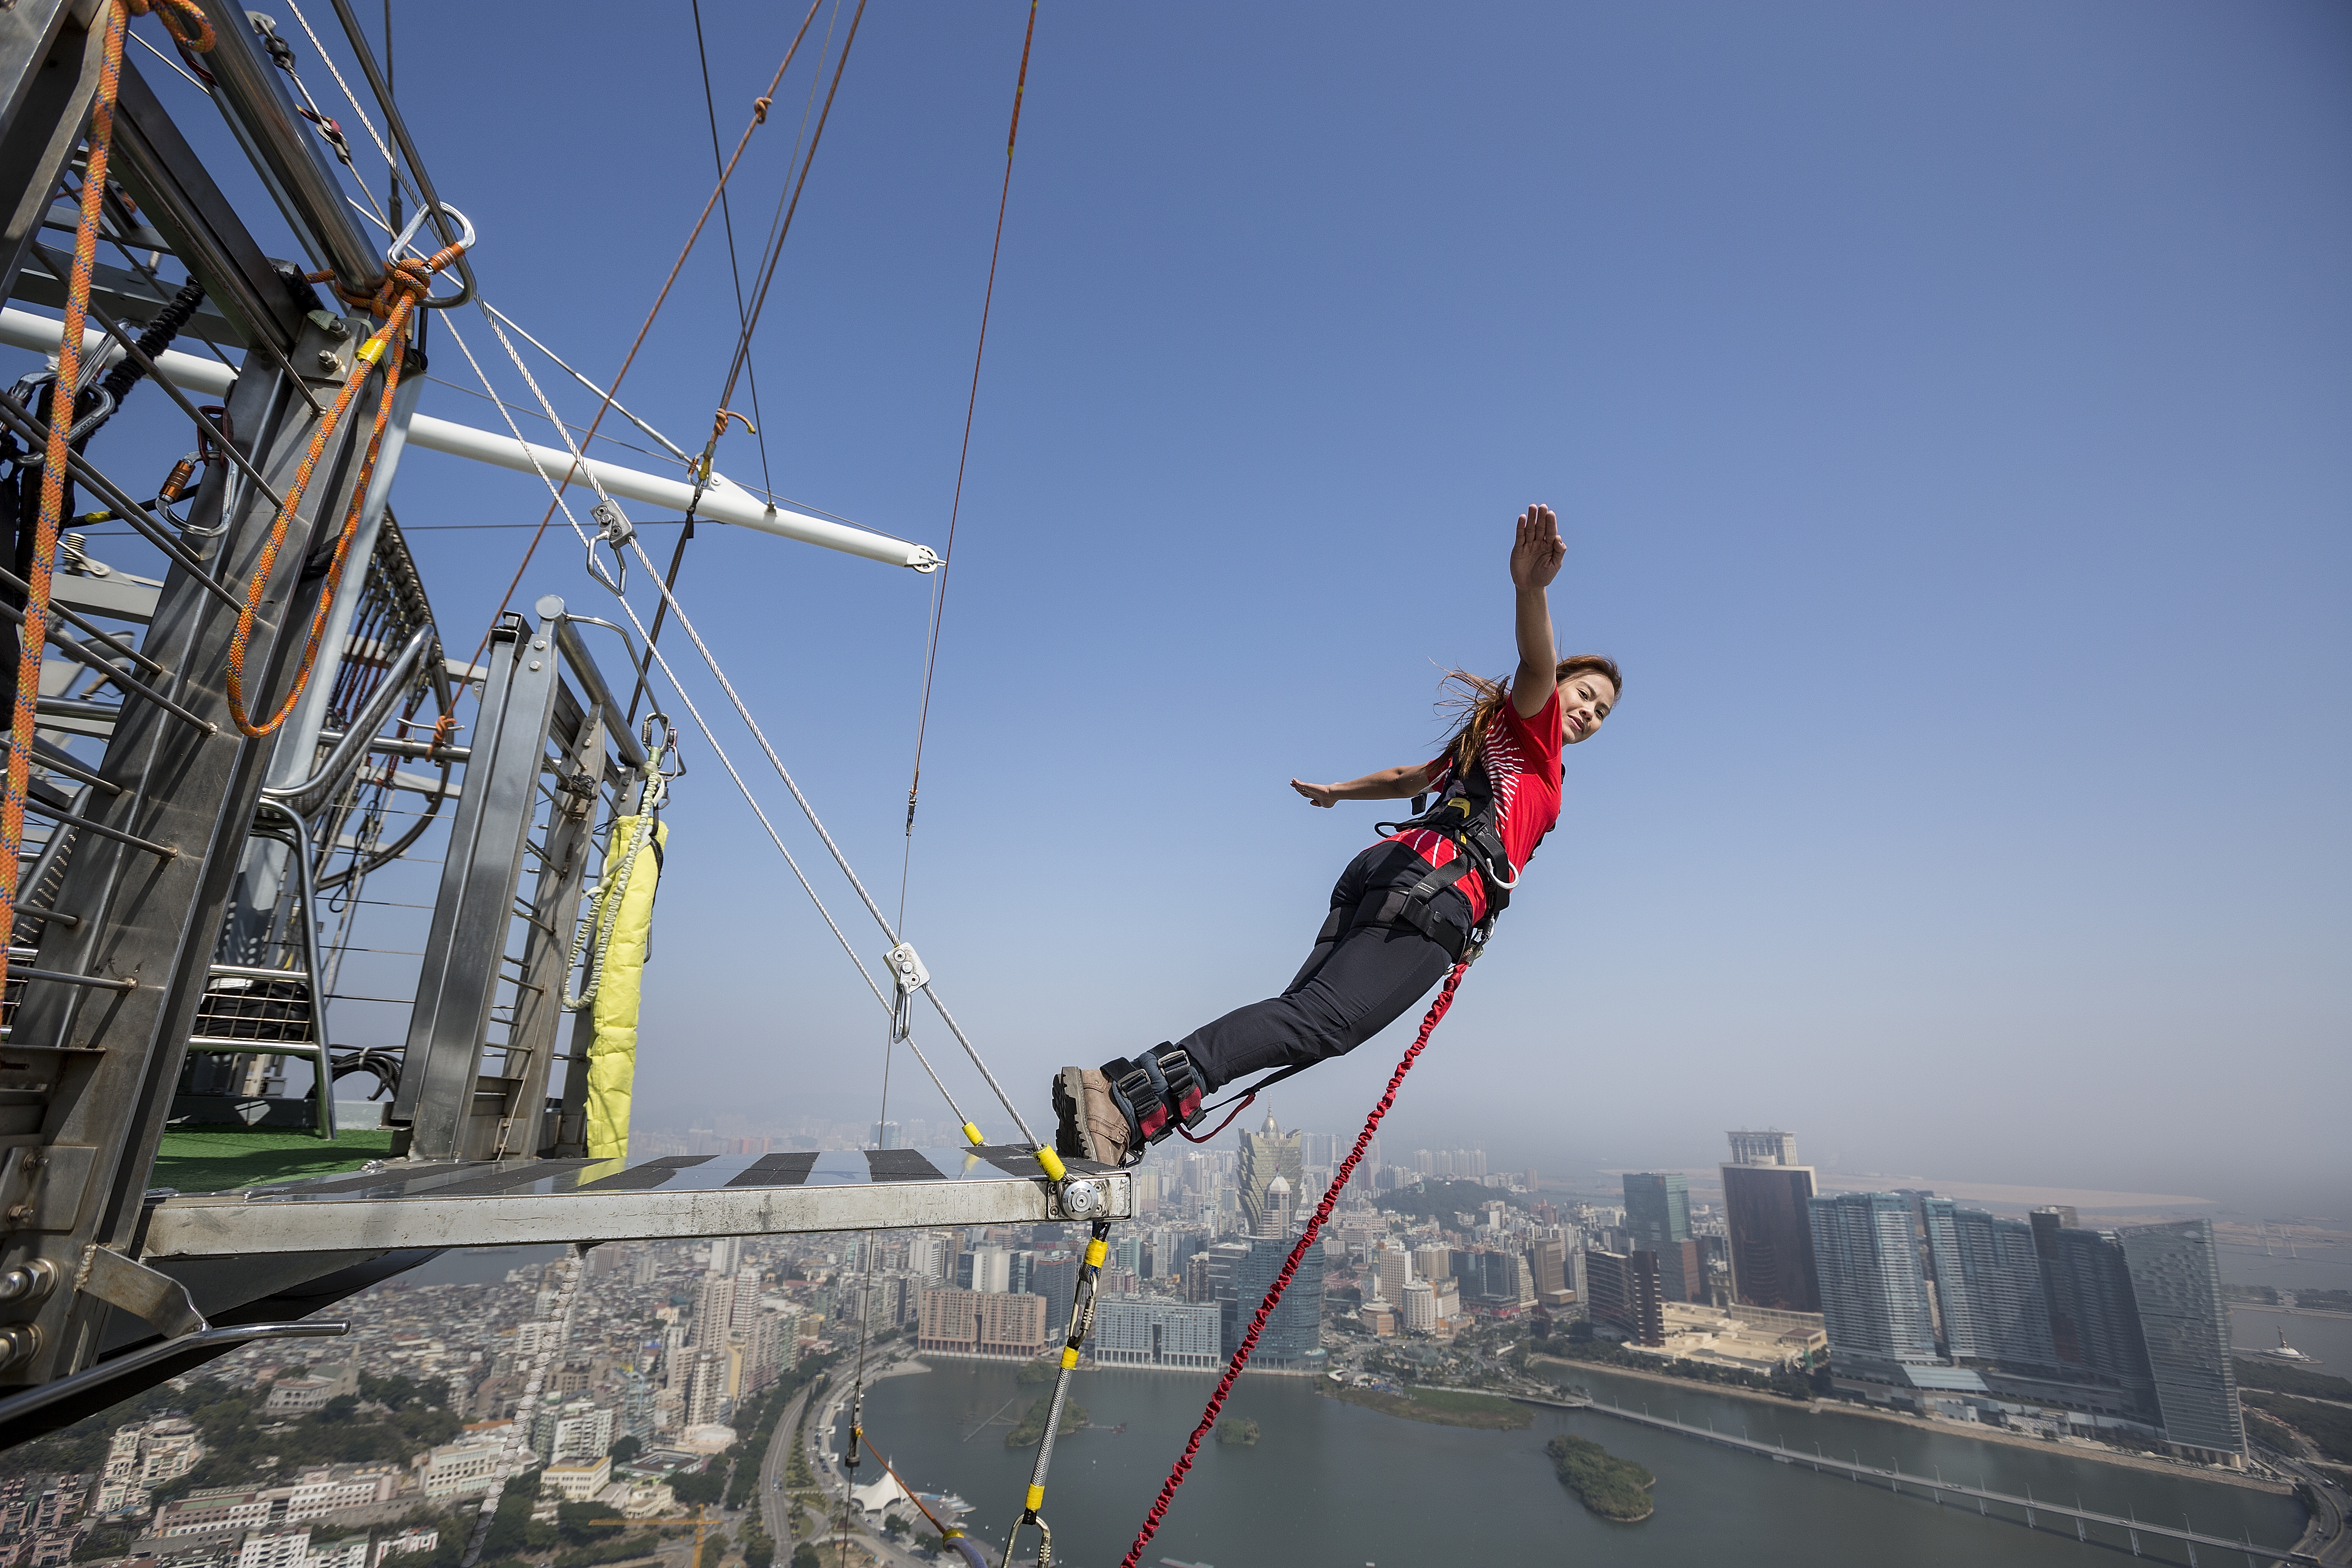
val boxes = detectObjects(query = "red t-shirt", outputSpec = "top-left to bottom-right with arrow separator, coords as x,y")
1384,688 -> 1566,925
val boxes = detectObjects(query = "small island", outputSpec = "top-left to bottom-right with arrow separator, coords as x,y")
1327,1384 -> 1532,1430
1004,1395 -> 1088,1449
1548,1434 -> 1656,1523
1215,1417 -> 1261,1446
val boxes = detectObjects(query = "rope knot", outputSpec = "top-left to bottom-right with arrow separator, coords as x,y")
126,0 -> 215,51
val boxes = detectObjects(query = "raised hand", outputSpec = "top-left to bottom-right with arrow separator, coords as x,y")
1290,778 -> 1341,808
1509,503 -> 1566,591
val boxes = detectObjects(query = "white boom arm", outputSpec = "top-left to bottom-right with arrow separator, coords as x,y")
0,307 -> 937,571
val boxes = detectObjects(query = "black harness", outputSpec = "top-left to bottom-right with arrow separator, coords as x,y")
1360,755 -> 1522,964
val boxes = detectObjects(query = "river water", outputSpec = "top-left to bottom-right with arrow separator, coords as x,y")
855,1359 -> 2304,1568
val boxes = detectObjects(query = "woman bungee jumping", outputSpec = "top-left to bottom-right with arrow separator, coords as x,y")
1053,503 -> 1620,1166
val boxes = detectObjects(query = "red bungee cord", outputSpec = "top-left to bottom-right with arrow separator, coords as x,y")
1117,961 -> 1472,1568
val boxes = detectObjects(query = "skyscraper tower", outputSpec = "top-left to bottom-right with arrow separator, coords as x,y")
1238,1111 -> 1303,1234
2119,1219 -> 2245,1461
1922,1199 -> 2057,1368
1623,1171 -> 1700,1303
1623,1172 -> 1691,1251
1808,1192 -> 1937,1371
1721,1129 -> 1820,1312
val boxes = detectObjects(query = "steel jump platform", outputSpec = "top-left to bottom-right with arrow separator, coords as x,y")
140,1147 -> 1129,1258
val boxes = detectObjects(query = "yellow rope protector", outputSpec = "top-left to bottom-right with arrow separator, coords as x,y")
962,1121 -> 984,1146
1085,1237 -> 1107,1268
1034,1146 -> 1067,1182
584,816 -> 666,1160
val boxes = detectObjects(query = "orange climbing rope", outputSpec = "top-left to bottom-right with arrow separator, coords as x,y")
2,0 -> 214,999
1116,961 -> 1472,1568
220,240 -> 462,738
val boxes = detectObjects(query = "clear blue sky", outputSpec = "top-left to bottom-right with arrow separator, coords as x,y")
89,1 -> 2352,1212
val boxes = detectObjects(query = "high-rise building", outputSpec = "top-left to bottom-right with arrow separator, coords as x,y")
1583,1248 -> 1664,1347
915,1288 -> 1051,1357
872,1120 -> 900,1149
1371,1243 -> 1412,1305
1922,1200 -> 2056,1369
1232,1208 -> 1324,1369
1413,1243 -> 1453,1286
1623,1172 -> 1691,1252
1204,1240 -> 1253,1348
1726,1128 -> 1800,1167
969,1246 -> 1012,1295
2029,1208 -> 2151,1390
1238,1112 -> 1304,1234
2118,1220 -> 2244,1461
1528,1236 -> 1569,1298
1808,1193 -> 1936,1371
1624,1173 -> 1695,1300
1721,1132 -> 1821,1312
1027,1252 -> 1079,1339
1093,1297 -> 1221,1368
1402,1278 -> 1436,1334
685,1352 -> 724,1427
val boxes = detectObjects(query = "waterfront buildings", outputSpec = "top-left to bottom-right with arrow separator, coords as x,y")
1922,1200 -> 2056,1368
1809,1192 -> 1939,1372
1094,1297 -> 1222,1369
2118,1219 -> 2244,1463
1229,1179 -> 1326,1369
1802,1194 -> 2243,1463
914,1287 -> 1051,1358
1584,1248 -> 1665,1348
1720,1131 -> 1822,1313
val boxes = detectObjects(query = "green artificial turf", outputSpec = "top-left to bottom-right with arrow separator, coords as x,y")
151,1123 -> 398,1193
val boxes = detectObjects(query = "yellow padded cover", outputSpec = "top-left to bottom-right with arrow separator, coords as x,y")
585,817 -> 666,1160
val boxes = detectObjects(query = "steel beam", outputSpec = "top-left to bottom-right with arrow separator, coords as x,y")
390,608 -> 560,1160
141,1150 -> 1131,1256
0,0 -> 104,308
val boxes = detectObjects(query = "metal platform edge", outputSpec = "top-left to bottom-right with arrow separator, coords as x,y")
137,1158 -> 1131,1258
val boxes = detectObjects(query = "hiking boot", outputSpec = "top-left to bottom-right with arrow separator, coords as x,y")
1054,1066 -> 1134,1167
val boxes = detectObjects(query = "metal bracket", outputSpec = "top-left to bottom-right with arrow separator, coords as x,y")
76,1245 -> 207,1339
885,942 -> 928,996
0,1144 -> 94,1233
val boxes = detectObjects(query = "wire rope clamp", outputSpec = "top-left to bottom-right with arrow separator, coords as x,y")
884,941 -> 928,997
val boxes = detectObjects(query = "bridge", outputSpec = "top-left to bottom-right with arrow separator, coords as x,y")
1517,1392 -> 2312,1565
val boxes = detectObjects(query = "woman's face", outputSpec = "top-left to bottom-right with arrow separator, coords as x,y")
1560,673 -> 1616,744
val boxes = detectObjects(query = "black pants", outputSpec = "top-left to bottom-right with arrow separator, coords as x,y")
1175,842 -> 1471,1092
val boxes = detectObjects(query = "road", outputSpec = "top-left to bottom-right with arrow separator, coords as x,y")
763,1355 -> 938,1568
2264,1447 -> 2350,1566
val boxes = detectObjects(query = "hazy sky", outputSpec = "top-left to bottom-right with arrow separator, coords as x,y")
67,2 -> 2349,1215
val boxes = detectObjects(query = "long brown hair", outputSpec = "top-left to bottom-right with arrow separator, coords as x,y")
1435,655 -> 1622,776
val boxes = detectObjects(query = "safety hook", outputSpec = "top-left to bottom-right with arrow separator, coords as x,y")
693,408 -> 756,489
586,499 -> 631,594
641,710 -> 684,778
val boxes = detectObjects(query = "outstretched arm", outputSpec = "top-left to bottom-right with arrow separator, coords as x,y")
1509,503 -> 1565,718
1291,764 -> 1434,809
